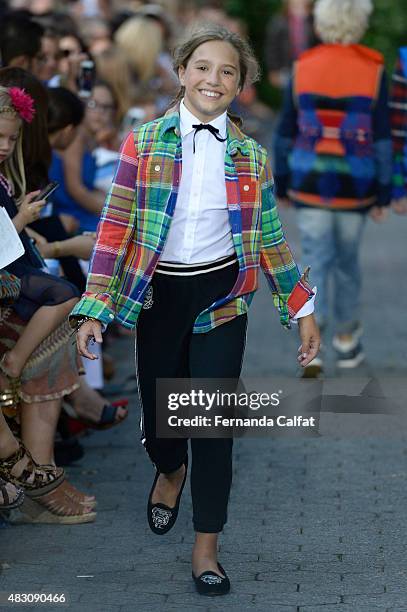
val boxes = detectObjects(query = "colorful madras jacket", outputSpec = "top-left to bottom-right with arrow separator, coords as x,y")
274,44 -> 392,210
70,106 -> 311,333
390,47 -> 407,199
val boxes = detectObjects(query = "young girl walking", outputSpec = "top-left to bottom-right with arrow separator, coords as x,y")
73,26 -> 319,595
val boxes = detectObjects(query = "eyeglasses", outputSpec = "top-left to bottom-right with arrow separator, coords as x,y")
87,99 -> 115,113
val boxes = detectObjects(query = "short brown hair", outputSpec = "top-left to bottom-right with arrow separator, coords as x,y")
172,24 -> 260,104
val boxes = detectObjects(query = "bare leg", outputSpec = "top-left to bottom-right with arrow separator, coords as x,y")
192,533 -> 224,577
1,298 -> 78,379
0,408 -> 39,485
0,409 -> 19,459
1,402 -> 95,508
68,377 -> 127,423
20,400 -> 96,506
151,463 -> 186,506
20,399 -> 61,465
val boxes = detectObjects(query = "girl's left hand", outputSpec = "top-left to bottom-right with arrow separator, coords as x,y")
369,206 -> 389,223
391,197 -> 407,215
297,314 -> 320,367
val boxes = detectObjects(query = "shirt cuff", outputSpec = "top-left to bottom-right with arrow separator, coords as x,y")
291,287 -> 317,324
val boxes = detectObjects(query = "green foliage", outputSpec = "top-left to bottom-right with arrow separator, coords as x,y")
363,0 -> 407,70
226,0 -> 407,107
226,0 -> 282,108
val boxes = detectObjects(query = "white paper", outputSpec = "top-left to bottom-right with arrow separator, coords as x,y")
0,206 -> 25,268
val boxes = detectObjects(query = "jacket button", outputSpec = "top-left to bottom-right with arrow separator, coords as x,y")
154,165 -> 160,172
243,184 -> 250,191
109,314 -> 114,319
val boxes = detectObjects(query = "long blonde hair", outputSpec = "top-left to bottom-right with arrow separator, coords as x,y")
114,16 -> 163,83
0,86 -> 26,199
95,47 -> 132,124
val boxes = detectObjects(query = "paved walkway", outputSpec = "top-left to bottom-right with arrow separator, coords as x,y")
1,209 -> 407,612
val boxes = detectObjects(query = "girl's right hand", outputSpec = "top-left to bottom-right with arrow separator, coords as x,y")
19,191 -> 46,225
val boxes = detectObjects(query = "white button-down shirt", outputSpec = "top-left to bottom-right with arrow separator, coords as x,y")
161,100 -> 235,264
160,100 -> 316,319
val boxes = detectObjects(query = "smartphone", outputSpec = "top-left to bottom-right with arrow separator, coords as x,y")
37,181 -> 59,201
78,60 -> 95,98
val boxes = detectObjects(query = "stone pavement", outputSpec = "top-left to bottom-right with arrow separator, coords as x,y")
1,209 -> 407,612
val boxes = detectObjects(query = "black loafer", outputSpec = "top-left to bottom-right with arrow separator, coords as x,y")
192,562 -> 230,596
147,455 -> 188,535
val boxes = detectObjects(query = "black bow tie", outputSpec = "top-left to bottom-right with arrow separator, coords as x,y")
191,123 -> 227,153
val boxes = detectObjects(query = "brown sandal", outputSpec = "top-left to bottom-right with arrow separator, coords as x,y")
11,480 -> 97,524
62,479 -> 97,508
0,477 -> 24,510
0,443 -> 64,498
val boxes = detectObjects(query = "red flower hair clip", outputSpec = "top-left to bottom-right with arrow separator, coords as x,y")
8,87 -> 36,123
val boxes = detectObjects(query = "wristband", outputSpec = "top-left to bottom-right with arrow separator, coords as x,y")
71,316 -> 98,334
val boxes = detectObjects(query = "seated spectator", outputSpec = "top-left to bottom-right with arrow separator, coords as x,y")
0,13 -> 44,78
88,80 -> 120,150
0,85 -> 80,383
47,86 -> 85,234
0,67 -> 51,195
0,69 -> 88,291
87,80 -> 121,193
35,26 -> 61,85
114,14 -> 164,111
0,76 -> 127,433
49,84 -> 106,232
0,270 -> 96,523
93,46 -> 132,127
80,16 -> 112,55
48,30 -> 88,92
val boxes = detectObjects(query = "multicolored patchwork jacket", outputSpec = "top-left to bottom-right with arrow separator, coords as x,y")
70,106 -> 311,333
390,47 -> 407,199
274,44 -> 392,210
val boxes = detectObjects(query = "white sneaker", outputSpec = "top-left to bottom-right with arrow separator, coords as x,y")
302,356 -> 323,378
333,326 -> 364,368
336,343 -> 365,368
332,325 -> 363,353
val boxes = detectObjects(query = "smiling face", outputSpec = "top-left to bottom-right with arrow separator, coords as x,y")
0,115 -> 21,165
178,40 -> 241,123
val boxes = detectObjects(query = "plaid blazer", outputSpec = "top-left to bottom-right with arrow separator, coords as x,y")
70,106 -> 307,333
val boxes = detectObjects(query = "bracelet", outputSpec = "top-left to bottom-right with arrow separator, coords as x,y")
71,316 -> 98,333
53,241 -> 61,258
